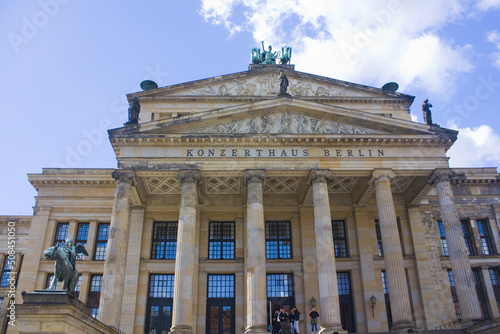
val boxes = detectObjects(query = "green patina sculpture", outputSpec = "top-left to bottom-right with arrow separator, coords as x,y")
251,41 -> 292,65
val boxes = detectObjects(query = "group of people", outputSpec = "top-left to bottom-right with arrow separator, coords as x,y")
271,307 -> 320,334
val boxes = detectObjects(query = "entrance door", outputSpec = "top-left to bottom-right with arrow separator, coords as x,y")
147,303 -> 172,334
206,300 -> 234,334
337,272 -> 356,333
206,274 -> 235,334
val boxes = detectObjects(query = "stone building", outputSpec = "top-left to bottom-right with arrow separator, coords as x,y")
1,61 -> 500,334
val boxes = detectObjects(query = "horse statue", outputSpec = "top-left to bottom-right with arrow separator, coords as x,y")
44,239 -> 88,295
251,48 -> 262,64
280,46 -> 292,64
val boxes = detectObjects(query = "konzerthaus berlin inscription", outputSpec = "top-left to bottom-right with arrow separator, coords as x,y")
1,45 -> 500,334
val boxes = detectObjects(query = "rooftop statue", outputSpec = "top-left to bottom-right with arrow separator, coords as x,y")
43,238 -> 88,295
250,42 -> 292,65
278,70 -> 291,97
126,97 -> 140,125
422,99 -> 433,125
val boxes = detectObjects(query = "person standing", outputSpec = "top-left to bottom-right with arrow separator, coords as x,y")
292,306 -> 300,333
279,307 -> 288,334
289,308 -> 296,333
309,307 -> 319,334
272,310 -> 280,334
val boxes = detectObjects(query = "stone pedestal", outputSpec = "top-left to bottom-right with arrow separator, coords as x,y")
371,170 -> 414,331
243,169 -> 268,334
308,169 -> 344,334
11,291 -> 119,334
99,169 -> 135,328
170,170 -> 201,334
431,169 -> 482,321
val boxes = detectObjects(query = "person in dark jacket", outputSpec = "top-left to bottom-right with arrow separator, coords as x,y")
288,308 -> 296,333
309,307 -> 319,334
279,307 -> 288,334
292,306 -> 300,333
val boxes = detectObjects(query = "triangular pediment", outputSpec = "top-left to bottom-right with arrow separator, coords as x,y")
111,98 -> 450,138
130,67 -> 413,100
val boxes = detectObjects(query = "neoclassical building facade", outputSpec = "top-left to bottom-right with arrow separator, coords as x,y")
1,63 -> 500,334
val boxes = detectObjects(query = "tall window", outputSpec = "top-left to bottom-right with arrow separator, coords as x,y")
489,268 -> 500,314
477,219 -> 495,255
332,220 -> 348,258
146,274 -> 175,334
438,221 -> 449,256
375,220 -> 384,257
381,270 -> 393,328
76,223 -> 89,260
53,222 -> 69,245
151,222 -> 178,260
0,257 -> 14,287
209,222 -> 235,260
461,220 -> 476,255
472,268 -> 489,319
88,275 -> 103,318
337,272 -> 356,333
447,269 -> 461,319
265,221 -> 292,259
94,223 -> 110,261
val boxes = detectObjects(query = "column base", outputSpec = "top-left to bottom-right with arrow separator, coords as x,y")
244,324 -> 270,333
390,320 -> 416,332
169,325 -> 194,334
319,323 -> 346,334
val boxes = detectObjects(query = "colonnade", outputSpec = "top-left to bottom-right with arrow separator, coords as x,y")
97,168 -> 481,332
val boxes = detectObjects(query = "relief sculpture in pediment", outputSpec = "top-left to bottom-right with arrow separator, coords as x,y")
192,112 -> 381,135
184,76 -> 355,97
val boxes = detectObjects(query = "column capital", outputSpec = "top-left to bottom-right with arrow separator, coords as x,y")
111,169 -> 135,185
369,169 -> 395,185
243,169 -> 267,185
177,169 -> 201,185
429,168 -> 455,186
308,169 -> 333,185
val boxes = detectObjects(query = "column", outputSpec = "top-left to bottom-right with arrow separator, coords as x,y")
430,169 -> 482,321
243,169 -> 268,334
308,169 -> 343,333
170,169 -> 201,334
98,169 -> 135,328
371,169 -> 414,331
481,266 -> 500,319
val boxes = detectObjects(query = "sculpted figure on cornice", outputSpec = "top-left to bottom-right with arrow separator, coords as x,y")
193,112 -> 380,135
184,75 -> 356,97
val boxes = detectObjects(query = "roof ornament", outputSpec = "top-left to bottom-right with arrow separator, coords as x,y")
251,41 -> 292,65
125,97 -> 140,126
422,99 -> 433,125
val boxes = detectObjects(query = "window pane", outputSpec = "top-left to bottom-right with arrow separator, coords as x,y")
208,222 -> 235,260
375,220 -> 383,257
94,224 -> 110,260
208,275 -> 234,298
333,220 -> 348,258
54,223 -> 69,245
381,271 -> 388,294
150,274 -> 175,298
267,274 -> 294,297
337,272 -> 351,295
265,222 -> 292,259
152,222 -> 178,260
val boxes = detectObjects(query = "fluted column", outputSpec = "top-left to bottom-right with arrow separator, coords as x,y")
99,169 -> 135,328
430,169 -> 482,321
308,169 -> 343,334
243,169 -> 268,334
371,169 -> 414,331
170,170 -> 201,334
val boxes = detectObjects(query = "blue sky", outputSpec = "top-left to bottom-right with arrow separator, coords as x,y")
1,0 -> 500,215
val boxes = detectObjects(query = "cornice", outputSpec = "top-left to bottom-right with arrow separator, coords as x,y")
110,135 -> 454,149
29,179 -> 116,190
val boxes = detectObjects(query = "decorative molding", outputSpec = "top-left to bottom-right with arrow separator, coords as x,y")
145,177 -> 181,194
328,177 -> 357,193
30,179 -> 115,190
204,177 -> 241,194
390,176 -> 415,193
264,177 -> 300,194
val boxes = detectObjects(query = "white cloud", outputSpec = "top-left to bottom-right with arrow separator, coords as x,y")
200,0 -> 476,99
446,120 -> 500,167
477,0 -> 500,11
486,30 -> 500,69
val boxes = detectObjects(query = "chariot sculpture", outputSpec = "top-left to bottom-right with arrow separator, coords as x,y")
251,41 -> 292,65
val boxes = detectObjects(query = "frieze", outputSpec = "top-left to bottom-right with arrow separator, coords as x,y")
184,147 -> 385,158
192,112 -> 381,135
183,75 -> 370,98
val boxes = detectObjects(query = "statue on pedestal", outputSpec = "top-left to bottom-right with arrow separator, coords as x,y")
43,239 -> 88,295
126,97 -> 140,125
